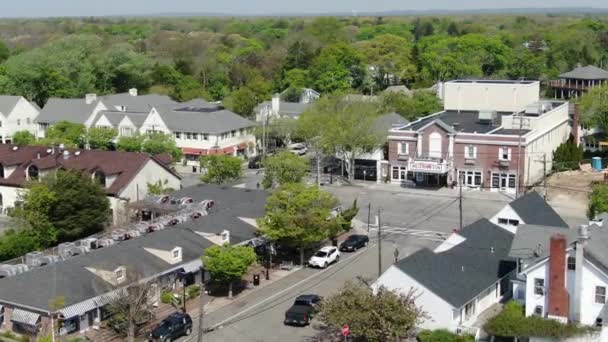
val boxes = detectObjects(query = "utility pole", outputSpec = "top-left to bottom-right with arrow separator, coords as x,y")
197,266 -> 205,342
459,173 -> 463,231
515,113 -> 524,198
543,153 -> 548,200
367,203 -> 371,234
377,209 -> 382,277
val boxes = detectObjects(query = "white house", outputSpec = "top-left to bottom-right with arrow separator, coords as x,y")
372,219 -> 516,336
510,224 -> 608,341
0,145 -> 181,224
0,96 -> 40,143
490,191 -> 569,233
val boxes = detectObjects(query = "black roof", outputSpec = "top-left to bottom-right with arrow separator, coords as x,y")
406,111 -> 499,134
491,128 -> 531,135
394,219 -> 516,308
510,191 -> 569,228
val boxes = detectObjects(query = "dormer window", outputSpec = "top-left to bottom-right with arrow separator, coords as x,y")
94,171 -> 106,187
27,165 -> 39,180
115,266 -> 126,282
171,247 -> 182,261
0,163 -> 4,179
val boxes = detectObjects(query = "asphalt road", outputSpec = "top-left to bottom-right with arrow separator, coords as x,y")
175,183 -> 509,342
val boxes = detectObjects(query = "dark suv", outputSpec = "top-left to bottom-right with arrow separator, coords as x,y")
339,234 -> 369,252
284,294 -> 322,326
149,312 -> 193,342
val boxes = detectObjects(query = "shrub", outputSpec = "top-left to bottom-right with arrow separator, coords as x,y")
160,291 -> 173,304
418,329 -> 474,342
187,284 -> 201,299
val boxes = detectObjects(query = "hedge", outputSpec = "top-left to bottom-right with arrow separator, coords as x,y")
417,329 -> 474,342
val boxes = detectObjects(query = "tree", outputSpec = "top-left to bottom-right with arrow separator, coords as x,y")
553,136 -> 583,171
201,244 -> 256,298
380,91 -> 442,121
357,34 -> 416,87
580,85 -> 608,133
318,280 -> 426,341
12,130 -> 35,146
147,179 -> 176,195
0,40 -> 8,63
223,87 -> 258,118
589,184 -> 608,219
256,183 -> 342,265
116,134 -> 145,152
142,132 -> 182,161
40,121 -> 87,147
106,278 -> 156,342
15,170 -> 110,242
87,127 -> 117,150
261,152 -> 309,189
283,41 -> 315,71
171,75 -> 209,102
506,49 -> 546,80
309,43 -> 365,94
199,155 -> 243,185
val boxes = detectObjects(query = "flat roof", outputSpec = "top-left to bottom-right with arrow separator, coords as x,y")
491,128 -> 531,136
406,111 -> 499,134
449,80 -> 537,85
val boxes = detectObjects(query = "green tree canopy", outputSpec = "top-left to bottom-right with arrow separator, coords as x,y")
0,40 -> 9,63
309,43 -> 365,94
141,132 -> 182,160
116,134 -> 145,152
256,183 -> 342,265
356,34 -> 416,87
261,151 -> 309,189
171,75 -> 209,102
200,155 -> 243,185
87,127 -> 118,150
552,136 -> 583,172
39,121 -> 87,147
580,85 -> 608,133
12,130 -> 36,146
590,184 -> 608,219
380,91 -> 442,121
201,244 -> 256,298
318,280 -> 426,341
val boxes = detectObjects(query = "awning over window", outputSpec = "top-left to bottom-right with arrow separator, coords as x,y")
223,147 -> 235,154
207,148 -> 224,155
11,308 -> 40,326
182,148 -> 207,155
58,300 -> 97,319
180,259 -> 202,274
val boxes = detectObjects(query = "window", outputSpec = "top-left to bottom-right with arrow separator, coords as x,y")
16,119 -> 20,125
596,286 -> 606,304
173,250 -> 179,258
26,118 -> 31,124
0,121 -> 2,127
239,128 -> 244,136
231,130 -> 236,137
0,163 -> 4,179
186,132 -> 192,140
27,165 -> 39,180
115,268 -> 124,280
567,256 -> 576,271
498,218 -> 519,226
459,170 -> 482,187
192,133 -> 198,140
392,167 -> 399,180
534,278 -> 545,296
120,127 -> 133,137
174,132 -> 182,139
509,174 -> 516,188
398,143 -> 408,155
499,147 -> 511,161
534,306 -> 543,316
465,145 -> 477,159
94,171 -> 106,187
202,134 -> 209,141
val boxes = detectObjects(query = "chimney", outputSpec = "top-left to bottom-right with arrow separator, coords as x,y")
548,233 -> 569,321
271,93 -> 280,116
85,93 -> 97,105
574,225 -> 589,322
128,88 -> 138,97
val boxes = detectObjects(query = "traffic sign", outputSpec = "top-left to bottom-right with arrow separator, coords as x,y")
342,324 -> 350,336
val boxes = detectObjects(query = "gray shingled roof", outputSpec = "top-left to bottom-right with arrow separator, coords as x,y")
510,191 -> 569,228
404,111 -> 498,134
95,110 -> 149,128
508,224 -> 575,263
36,98 -> 100,124
559,65 -> 608,80
374,113 -> 409,133
155,105 -> 256,133
101,93 -> 176,113
394,219 -> 516,308
0,96 -> 21,115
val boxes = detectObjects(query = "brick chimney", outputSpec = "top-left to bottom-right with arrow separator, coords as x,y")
548,233 -> 569,321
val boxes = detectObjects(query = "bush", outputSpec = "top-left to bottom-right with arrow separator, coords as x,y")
418,329 -> 474,342
187,284 -> 201,299
589,184 -> 608,218
553,136 -> 583,171
160,291 -> 173,304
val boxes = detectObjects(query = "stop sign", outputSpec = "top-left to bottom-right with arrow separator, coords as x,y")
342,324 -> 350,336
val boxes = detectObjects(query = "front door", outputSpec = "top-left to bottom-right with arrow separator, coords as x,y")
500,173 -> 508,189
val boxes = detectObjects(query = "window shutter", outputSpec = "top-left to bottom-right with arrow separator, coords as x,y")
398,143 -> 403,154
508,148 -> 512,161
405,143 -> 409,155
498,148 -> 502,160
474,146 -> 478,159
464,146 -> 468,158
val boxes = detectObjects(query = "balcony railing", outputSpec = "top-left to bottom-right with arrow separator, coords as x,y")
549,80 -> 591,91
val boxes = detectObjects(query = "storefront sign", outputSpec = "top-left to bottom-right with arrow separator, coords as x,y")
409,160 -> 445,173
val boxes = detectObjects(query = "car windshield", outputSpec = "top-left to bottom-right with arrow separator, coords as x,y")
347,236 -> 359,241
294,300 -> 310,306
314,251 -> 327,257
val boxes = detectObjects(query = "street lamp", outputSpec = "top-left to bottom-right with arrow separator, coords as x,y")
363,170 -> 367,183
177,270 -> 187,313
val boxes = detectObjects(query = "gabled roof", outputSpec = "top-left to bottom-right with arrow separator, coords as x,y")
509,191 -> 569,228
101,93 -> 176,113
155,105 -> 256,133
508,224 -> 575,263
374,113 -> 409,134
37,98 -> 100,125
94,110 -> 149,129
393,219 -> 516,308
559,65 -> 608,80
0,96 -> 22,115
0,145 -> 179,196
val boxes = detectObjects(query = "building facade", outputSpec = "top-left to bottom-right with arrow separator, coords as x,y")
550,65 -> 608,100
0,96 -> 40,144
387,80 -> 570,193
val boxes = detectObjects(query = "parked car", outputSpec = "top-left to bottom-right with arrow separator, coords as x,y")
339,234 -> 370,252
308,246 -> 340,268
284,294 -> 322,326
248,155 -> 264,169
149,312 -> 192,342
288,143 -> 308,156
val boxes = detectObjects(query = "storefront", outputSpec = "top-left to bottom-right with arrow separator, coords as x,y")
458,169 -> 483,188
391,159 -> 452,187
490,172 -> 516,192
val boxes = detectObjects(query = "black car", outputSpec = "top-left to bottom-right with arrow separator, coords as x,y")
149,312 -> 193,342
284,294 -> 322,326
339,234 -> 370,252
248,155 -> 264,169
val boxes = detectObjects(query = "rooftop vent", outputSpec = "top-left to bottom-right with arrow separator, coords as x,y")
40,255 -> 60,266
478,111 -> 497,124
25,251 -> 44,267
525,104 -> 541,116
12,146 -> 18,151
58,242 -> 76,258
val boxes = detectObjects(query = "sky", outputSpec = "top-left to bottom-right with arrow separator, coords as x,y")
3,0 -> 608,17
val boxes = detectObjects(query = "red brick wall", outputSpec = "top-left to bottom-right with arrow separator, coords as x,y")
548,234 -> 569,319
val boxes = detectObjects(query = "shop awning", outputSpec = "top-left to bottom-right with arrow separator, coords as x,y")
182,148 -> 207,155
207,148 -> 224,155
237,143 -> 248,150
11,308 -> 40,326
223,147 -> 235,154
58,300 -> 97,319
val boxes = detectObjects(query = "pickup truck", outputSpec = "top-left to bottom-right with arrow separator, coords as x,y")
284,294 -> 321,326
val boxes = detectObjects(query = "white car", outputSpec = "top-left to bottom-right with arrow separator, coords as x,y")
308,246 -> 340,268
288,143 -> 308,156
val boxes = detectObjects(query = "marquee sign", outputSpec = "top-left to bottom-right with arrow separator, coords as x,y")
409,160 -> 449,174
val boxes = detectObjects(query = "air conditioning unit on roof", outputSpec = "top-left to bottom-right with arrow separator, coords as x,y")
40,255 -> 60,266
25,251 -> 44,267
58,242 -> 76,258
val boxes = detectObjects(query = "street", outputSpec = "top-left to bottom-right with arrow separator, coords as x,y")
176,171 -> 512,342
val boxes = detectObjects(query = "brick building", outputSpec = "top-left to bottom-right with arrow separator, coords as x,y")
386,80 -> 570,193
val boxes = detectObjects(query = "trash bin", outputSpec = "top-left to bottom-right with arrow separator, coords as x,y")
192,166 -> 197,173
253,274 -> 260,286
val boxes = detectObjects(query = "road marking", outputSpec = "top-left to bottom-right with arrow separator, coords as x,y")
207,245 -> 375,331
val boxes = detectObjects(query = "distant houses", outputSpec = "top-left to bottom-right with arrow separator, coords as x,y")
0,96 -> 40,144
